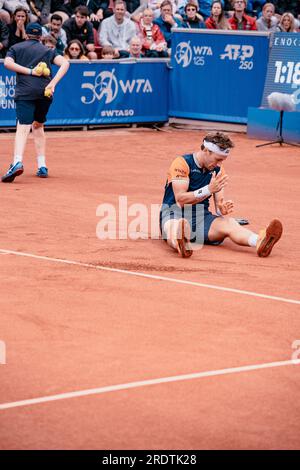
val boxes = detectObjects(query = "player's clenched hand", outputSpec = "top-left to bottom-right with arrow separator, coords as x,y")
209,171 -> 228,194
44,83 -> 55,98
218,199 -> 234,215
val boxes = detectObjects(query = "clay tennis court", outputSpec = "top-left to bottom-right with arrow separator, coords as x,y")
0,128 -> 299,450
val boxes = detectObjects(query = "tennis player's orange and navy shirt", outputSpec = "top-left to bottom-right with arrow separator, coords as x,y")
161,153 -> 222,212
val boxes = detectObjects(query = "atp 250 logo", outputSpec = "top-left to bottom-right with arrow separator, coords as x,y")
220,44 -> 254,70
175,41 -> 213,68
81,68 -> 153,105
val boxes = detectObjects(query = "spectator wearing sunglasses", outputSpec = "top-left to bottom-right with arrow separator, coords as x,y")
64,39 -> 89,60
182,2 -> 206,28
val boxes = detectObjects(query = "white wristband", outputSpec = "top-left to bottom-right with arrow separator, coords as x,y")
193,185 -> 211,200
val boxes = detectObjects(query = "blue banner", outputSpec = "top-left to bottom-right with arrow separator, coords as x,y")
262,33 -> 300,111
169,30 -> 270,124
0,60 -> 169,127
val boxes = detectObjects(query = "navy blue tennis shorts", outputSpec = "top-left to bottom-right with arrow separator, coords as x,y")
16,99 -> 52,125
160,205 -> 222,246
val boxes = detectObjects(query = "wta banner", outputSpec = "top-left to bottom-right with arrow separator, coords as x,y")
0,60 -> 169,127
262,33 -> 300,110
169,30 -> 269,124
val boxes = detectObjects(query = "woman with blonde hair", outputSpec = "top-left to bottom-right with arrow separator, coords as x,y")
205,1 -> 231,30
277,12 -> 298,32
64,39 -> 89,61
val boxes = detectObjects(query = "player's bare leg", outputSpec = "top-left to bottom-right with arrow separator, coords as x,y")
14,122 -> 31,161
208,217 -> 282,257
163,218 -> 193,258
32,122 -> 48,177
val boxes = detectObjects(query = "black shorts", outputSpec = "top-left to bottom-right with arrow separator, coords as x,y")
160,205 -> 222,246
16,99 -> 52,125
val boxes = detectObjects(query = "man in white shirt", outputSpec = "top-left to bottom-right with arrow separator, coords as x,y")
99,0 -> 136,58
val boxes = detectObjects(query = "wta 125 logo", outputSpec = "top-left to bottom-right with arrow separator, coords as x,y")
220,44 -> 254,70
81,68 -> 153,105
175,41 -> 213,68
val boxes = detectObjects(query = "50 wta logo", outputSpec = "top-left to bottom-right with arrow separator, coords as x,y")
80,68 -> 153,108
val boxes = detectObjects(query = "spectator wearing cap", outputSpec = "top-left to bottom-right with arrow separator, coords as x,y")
2,22 -> 69,182
63,5 -> 97,60
228,0 -> 257,30
99,0 -> 136,58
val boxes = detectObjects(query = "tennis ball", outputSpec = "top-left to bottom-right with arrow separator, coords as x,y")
35,65 -> 44,75
39,62 -> 47,69
43,67 -> 50,77
44,88 -> 52,98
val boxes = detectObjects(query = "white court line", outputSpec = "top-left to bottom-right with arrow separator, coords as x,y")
1,359 -> 299,410
0,248 -> 300,306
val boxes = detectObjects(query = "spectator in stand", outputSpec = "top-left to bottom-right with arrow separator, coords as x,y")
64,38 -> 89,60
243,1 -> 265,17
256,2 -> 278,31
81,0 -> 114,30
277,12 -> 298,32
182,2 -> 206,28
125,0 -> 141,14
0,1 -> 31,24
137,8 -> 168,57
206,0 -> 231,28
63,5 -> 97,59
154,0 -> 183,52
0,17 -> 9,56
8,7 -> 29,47
198,0 -> 224,20
128,35 -> 144,57
99,0 -> 136,58
42,33 -> 57,49
271,1 -> 299,19
101,44 -> 114,58
228,0 -> 257,30
42,13 -> 67,56
28,0 -> 51,24
50,0 -> 73,23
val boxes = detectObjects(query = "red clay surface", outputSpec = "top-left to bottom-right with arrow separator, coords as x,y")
0,128 -> 299,450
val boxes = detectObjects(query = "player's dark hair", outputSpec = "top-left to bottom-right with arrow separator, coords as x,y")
201,132 -> 235,151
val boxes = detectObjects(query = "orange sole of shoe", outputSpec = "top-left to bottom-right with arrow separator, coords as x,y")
257,219 -> 283,258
